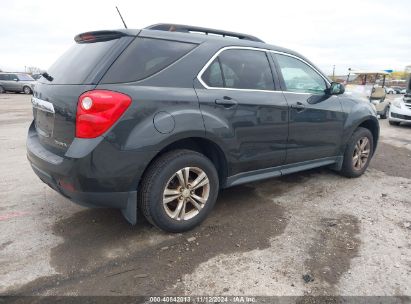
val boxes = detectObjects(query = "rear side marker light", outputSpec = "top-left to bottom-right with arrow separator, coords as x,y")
76,90 -> 131,138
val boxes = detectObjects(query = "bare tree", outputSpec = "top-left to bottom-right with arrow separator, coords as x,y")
27,66 -> 41,75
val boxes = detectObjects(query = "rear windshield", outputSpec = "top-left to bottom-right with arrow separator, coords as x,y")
100,37 -> 197,84
42,39 -> 119,85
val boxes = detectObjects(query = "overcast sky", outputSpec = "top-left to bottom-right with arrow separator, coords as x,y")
1,0 -> 410,75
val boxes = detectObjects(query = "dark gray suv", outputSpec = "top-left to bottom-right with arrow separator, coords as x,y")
27,24 -> 379,232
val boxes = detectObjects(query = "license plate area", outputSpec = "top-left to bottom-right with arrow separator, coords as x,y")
32,97 -> 55,138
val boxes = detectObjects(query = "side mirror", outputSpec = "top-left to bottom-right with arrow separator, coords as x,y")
327,82 -> 345,95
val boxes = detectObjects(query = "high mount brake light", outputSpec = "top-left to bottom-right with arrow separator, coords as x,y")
76,90 -> 131,138
74,31 -> 126,43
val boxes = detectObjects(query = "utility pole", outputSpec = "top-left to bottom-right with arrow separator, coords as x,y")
332,65 -> 335,81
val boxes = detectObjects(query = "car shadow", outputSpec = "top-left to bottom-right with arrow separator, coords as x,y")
12,167 -> 331,295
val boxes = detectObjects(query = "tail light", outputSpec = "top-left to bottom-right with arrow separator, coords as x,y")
76,90 -> 131,138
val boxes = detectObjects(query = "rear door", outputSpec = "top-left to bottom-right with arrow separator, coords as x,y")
272,53 -> 345,164
32,33 -> 134,156
195,48 -> 289,175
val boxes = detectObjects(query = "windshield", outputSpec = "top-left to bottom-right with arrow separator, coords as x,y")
17,74 -> 34,81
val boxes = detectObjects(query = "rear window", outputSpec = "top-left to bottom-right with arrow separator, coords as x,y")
43,39 -> 119,85
101,37 -> 197,84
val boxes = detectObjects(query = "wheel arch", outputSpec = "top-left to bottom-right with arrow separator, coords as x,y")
354,117 -> 379,155
139,136 -> 229,188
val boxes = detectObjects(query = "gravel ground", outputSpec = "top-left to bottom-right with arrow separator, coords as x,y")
0,93 -> 410,297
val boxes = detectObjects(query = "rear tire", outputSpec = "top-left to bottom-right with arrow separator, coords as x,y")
23,86 -> 32,95
139,149 -> 219,233
339,127 -> 373,178
389,120 -> 400,126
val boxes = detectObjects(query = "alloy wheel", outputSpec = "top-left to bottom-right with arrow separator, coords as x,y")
352,137 -> 370,170
163,167 -> 210,221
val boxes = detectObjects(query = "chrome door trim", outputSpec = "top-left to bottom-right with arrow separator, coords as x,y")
197,46 -> 331,93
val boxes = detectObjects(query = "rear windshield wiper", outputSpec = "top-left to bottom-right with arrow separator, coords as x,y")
41,72 -> 54,82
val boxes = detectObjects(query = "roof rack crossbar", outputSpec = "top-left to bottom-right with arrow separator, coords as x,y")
145,23 -> 264,43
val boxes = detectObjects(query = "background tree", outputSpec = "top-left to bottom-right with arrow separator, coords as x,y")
27,66 -> 41,75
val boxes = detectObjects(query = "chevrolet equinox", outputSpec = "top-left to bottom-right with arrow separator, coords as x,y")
27,24 -> 379,232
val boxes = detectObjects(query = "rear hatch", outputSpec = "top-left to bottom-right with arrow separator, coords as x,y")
32,31 -> 135,156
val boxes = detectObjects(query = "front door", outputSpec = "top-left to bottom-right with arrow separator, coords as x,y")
273,53 -> 345,164
7,74 -> 20,91
195,48 -> 289,176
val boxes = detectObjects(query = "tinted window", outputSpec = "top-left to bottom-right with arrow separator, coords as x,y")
217,49 -> 274,90
101,38 -> 197,84
201,58 -> 224,87
276,54 -> 327,94
0,74 -> 5,80
44,38 -> 120,84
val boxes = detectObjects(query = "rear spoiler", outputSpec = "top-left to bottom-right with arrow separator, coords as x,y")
74,30 -> 129,43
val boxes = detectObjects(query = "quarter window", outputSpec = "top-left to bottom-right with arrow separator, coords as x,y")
101,38 -> 197,84
276,54 -> 327,94
201,49 -> 274,91
201,59 -> 224,88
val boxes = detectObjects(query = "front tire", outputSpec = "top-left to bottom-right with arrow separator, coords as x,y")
339,127 -> 373,178
140,150 -> 219,233
0,86 -> 5,94
23,86 -> 32,95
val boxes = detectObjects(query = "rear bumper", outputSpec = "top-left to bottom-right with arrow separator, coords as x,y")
26,122 -> 156,224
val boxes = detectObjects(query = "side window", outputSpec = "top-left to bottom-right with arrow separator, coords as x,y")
201,58 -> 224,87
101,38 -> 197,84
0,74 -> 5,80
276,54 -> 327,94
201,49 -> 275,91
219,49 -> 274,90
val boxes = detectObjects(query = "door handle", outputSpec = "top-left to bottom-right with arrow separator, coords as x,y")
291,102 -> 306,112
215,97 -> 238,108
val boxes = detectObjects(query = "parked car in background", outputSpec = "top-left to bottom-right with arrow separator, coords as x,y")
389,76 -> 411,125
385,87 -> 395,94
27,24 -> 379,232
400,88 -> 406,94
0,72 -> 35,94
345,70 -> 390,119
391,86 -> 403,94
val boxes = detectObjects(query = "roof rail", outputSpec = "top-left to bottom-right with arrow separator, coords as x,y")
145,23 -> 264,43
